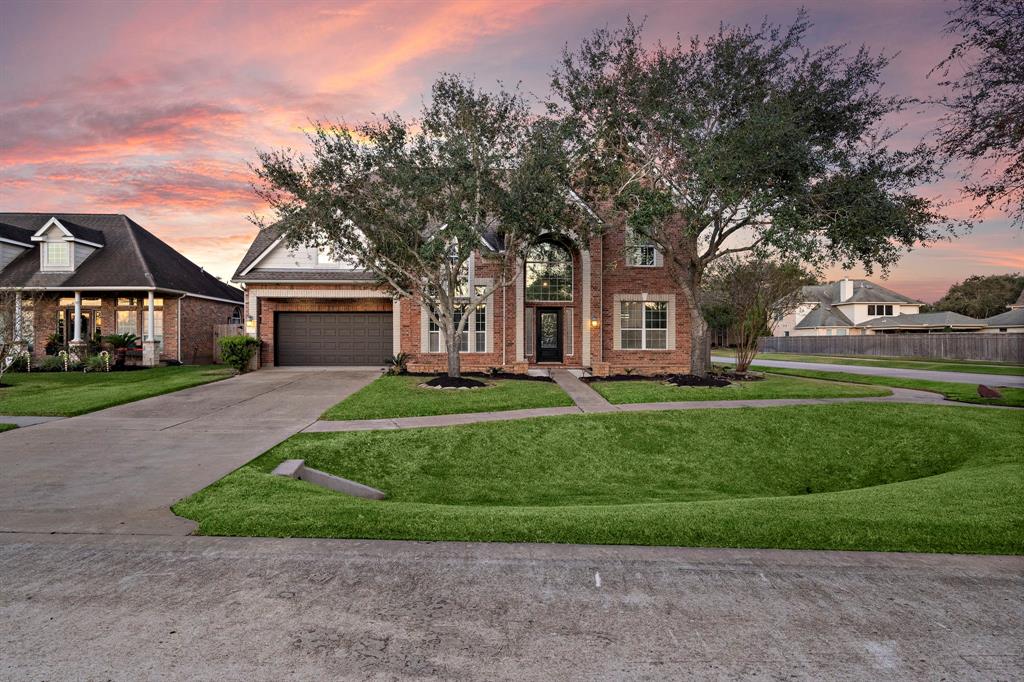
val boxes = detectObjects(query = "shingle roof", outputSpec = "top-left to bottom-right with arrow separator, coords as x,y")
239,270 -> 379,282
984,308 -> 1024,327
0,213 -> 242,302
795,305 -> 854,329
0,221 -> 34,245
860,311 -> 984,328
798,279 -> 921,306
233,225 -> 283,279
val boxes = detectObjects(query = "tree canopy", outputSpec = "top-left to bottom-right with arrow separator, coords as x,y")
251,75 -> 585,376
551,11 -> 954,373
931,0 -> 1024,228
925,273 -> 1024,318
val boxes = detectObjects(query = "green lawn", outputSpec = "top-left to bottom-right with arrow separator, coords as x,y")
174,403 -> 1024,554
749,366 -> 1024,408
0,366 -> 236,416
713,349 -> 1024,376
0,424 -> 15,433
321,374 -> 573,420
588,373 -> 889,404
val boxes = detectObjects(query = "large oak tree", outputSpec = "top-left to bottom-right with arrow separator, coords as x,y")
551,12 -> 953,374
252,76 -> 583,377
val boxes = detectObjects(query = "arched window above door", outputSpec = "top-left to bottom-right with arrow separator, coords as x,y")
525,242 -> 573,302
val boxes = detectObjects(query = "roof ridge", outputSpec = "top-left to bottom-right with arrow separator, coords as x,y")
122,215 -> 156,288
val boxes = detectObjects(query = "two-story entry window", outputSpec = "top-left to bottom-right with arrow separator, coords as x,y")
525,242 -> 572,302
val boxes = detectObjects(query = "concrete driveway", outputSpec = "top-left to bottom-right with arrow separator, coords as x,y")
1,533 -> 1020,681
0,367 -> 379,535
713,355 -> 1024,387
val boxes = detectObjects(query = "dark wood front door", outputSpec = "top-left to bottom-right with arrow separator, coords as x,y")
535,308 -> 563,363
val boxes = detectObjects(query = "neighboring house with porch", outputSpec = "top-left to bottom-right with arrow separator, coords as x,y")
0,213 -> 243,364
773,278 -> 923,337
233,224 -> 691,375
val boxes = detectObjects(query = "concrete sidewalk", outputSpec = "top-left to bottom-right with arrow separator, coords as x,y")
714,355 -> 1024,387
303,386 -> 974,433
2,532 -> 1020,681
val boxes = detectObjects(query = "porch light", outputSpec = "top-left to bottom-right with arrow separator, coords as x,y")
590,318 -> 600,329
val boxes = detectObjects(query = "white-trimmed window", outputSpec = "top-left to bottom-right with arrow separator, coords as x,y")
620,301 -> 668,349
868,304 -> 893,316
427,303 -> 486,353
525,242 -> 572,301
45,242 -> 70,267
625,229 -> 658,267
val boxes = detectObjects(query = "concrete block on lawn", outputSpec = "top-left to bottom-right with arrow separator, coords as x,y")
271,459 -> 386,500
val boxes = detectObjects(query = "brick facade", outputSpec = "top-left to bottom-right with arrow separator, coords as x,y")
25,292 -> 239,365
245,228 -> 693,376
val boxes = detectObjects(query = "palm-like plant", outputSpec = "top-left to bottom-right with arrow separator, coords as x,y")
103,333 -> 139,368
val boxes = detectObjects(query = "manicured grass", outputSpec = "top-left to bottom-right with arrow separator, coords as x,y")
588,373 -> 889,404
750,366 -> 1024,408
0,366 -> 236,416
0,424 -> 15,433
321,374 -> 573,420
712,348 -> 1024,376
174,403 -> 1024,554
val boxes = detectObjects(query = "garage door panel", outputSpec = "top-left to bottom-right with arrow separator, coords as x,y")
276,312 -> 393,366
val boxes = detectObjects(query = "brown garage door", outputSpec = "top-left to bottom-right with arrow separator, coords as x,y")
275,312 -> 393,366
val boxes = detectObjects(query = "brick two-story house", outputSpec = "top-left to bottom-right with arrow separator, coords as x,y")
233,224 -> 694,375
0,213 -> 244,364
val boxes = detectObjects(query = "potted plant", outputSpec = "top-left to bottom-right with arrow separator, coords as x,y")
103,333 -> 139,369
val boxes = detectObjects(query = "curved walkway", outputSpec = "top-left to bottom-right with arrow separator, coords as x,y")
713,355 -> 1024,387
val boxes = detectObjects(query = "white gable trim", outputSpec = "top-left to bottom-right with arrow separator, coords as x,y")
0,236 -> 32,248
238,236 -> 284,276
30,217 -> 104,248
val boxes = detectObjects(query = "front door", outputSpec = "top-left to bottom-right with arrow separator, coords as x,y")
536,308 -> 563,363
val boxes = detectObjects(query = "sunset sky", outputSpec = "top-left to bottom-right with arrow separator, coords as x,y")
2,0 -> 1020,302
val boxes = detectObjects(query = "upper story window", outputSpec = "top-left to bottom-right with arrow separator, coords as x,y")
868,304 -> 893,316
525,242 -> 572,302
45,242 -> 70,267
625,229 -> 658,267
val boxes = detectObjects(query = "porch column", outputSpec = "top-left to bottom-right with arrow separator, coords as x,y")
146,291 -> 156,341
72,291 -> 83,343
142,290 -> 158,366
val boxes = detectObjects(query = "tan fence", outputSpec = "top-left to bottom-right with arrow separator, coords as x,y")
759,333 -> 1024,363
212,324 -> 245,364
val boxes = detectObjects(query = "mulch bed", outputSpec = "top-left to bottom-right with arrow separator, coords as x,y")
583,371 -> 765,387
405,372 -> 554,383
421,375 -> 490,389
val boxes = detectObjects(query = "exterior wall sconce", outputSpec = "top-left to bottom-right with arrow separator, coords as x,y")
589,318 -> 600,329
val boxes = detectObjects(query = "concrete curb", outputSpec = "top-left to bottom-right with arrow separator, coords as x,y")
272,459 -> 386,500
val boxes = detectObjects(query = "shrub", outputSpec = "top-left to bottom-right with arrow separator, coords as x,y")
386,352 -> 410,375
38,355 -> 64,372
217,335 -> 260,372
6,353 -> 30,372
85,355 -> 109,373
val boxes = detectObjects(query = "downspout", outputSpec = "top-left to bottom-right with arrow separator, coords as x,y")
502,275 -> 507,368
177,294 -> 185,363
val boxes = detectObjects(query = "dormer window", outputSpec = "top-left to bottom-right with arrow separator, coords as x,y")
45,241 -> 70,267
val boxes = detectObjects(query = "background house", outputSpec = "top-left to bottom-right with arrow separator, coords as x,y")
773,279 -> 923,336
0,213 -> 243,364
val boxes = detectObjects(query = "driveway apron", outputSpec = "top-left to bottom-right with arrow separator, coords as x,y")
0,368 -> 379,535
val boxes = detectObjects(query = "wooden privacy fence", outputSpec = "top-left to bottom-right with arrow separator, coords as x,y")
212,324 -> 245,364
759,333 -> 1024,363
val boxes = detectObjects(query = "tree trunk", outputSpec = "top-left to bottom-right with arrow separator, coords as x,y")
445,316 -> 462,378
681,268 -> 711,377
